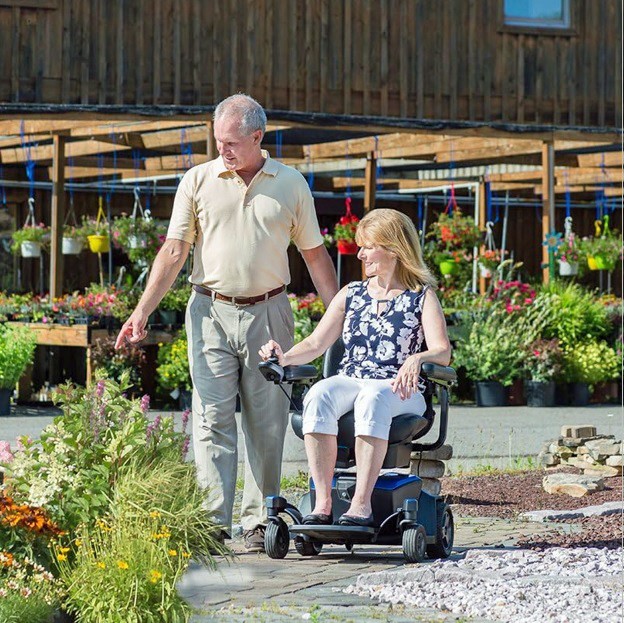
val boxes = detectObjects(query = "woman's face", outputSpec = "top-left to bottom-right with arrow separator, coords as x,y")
357,240 -> 397,278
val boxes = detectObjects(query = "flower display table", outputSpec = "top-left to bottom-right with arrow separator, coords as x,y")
7,322 -> 173,396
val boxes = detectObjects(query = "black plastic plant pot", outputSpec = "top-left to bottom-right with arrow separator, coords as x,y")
525,380 -> 556,408
474,381 -> 508,407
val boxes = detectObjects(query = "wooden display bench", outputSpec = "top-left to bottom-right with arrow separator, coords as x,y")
10,322 -> 173,394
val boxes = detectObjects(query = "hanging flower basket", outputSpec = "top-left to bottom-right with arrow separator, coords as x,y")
588,254 -> 614,271
87,235 -> 110,254
337,240 -> 358,255
333,197 -> 359,255
128,234 -> 148,249
558,259 -> 578,276
20,241 -> 42,258
62,237 -> 84,255
479,264 -> 492,278
438,259 -> 459,276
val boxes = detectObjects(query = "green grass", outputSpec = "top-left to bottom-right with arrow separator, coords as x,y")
449,455 -> 539,477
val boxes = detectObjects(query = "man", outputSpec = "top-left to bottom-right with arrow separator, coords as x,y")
115,94 -> 338,552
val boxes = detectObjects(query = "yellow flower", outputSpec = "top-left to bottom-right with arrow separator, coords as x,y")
168,549 -> 177,557
149,511 -> 161,518
149,569 -> 163,583
59,546 -> 70,554
57,554 -> 67,562
117,560 -> 129,570
181,551 -> 191,559
96,562 -> 106,569
75,540 -> 83,547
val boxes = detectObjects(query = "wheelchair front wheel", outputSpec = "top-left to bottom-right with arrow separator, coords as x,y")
265,519 -> 290,559
402,525 -> 427,563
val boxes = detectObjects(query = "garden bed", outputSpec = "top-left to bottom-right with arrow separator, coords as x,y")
441,468 -> 622,549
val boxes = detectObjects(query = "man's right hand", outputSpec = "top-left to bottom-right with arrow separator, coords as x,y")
115,310 -> 149,349
259,340 -> 284,365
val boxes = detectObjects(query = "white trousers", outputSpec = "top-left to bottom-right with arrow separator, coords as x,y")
301,375 -> 426,440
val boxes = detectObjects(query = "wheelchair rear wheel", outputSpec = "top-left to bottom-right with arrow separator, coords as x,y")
294,535 -> 323,556
426,504 -> 454,559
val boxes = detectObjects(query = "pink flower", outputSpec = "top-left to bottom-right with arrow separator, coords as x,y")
0,441 -> 14,464
140,394 -> 150,413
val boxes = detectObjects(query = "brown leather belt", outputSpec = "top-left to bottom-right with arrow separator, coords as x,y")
192,284 -> 286,306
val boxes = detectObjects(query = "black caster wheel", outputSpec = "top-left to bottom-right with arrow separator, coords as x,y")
402,524 -> 427,563
294,535 -> 322,556
427,503 -> 454,559
265,519 -> 290,559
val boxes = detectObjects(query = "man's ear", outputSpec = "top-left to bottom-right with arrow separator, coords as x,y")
252,130 -> 263,144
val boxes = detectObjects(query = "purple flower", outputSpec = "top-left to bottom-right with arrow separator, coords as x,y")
146,415 -> 161,442
181,409 -> 190,432
96,380 -> 105,398
181,435 -> 190,459
140,394 -> 150,413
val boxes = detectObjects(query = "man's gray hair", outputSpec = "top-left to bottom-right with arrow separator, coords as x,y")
213,93 -> 267,136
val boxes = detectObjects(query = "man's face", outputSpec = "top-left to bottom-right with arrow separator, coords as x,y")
214,116 -> 262,172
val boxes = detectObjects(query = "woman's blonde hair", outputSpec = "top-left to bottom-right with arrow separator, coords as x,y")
355,208 -> 437,290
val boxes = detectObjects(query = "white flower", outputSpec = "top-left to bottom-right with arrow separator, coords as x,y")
376,340 -> 396,360
352,346 -> 367,361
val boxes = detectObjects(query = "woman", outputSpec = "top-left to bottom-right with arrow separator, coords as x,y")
259,209 -> 451,527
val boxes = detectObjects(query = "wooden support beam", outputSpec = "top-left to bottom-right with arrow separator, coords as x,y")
2,139 -> 133,164
541,141 -> 555,285
576,150 -> 623,168
50,135 -> 66,299
69,120 -> 207,138
206,121 -> 217,161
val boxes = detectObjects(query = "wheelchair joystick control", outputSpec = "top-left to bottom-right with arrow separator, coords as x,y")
259,349 -> 285,384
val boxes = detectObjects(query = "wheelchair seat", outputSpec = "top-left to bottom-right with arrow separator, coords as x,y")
290,338 -> 439,469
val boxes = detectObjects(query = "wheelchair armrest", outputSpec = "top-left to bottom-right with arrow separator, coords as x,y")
421,363 -> 456,386
284,365 -> 318,383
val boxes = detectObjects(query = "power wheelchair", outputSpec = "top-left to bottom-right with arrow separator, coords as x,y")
258,338 -> 457,563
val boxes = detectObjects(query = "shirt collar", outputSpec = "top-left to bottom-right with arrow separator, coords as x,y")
216,149 -> 279,178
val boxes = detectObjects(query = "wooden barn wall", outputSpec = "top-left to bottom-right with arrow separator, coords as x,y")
0,0 -> 619,127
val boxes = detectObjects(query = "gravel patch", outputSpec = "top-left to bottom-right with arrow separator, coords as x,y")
347,547 -> 624,623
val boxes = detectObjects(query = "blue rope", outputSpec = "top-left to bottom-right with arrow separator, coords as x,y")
20,121 -> 37,200
180,128 -> 194,170
417,195 -> 423,230
306,156 -> 314,190
275,129 -> 282,159
486,181 -> 493,223
0,165 -> 7,206
374,136 -> 383,190
105,129 -> 118,206
67,157 -> 75,202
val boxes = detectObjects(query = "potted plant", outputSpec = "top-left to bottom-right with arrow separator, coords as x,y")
523,338 -> 563,407
81,215 -> 110,254
561,340 -> 620,406
156,330 -> 192,409
62,224 -> 86,255
426,209 -> 481,276
578,229 -> 621,272
554,232 -> 580,276
333,215 -> 359,255
453,311 -> 542,407
0,324 -> 37,415
478,249 -> 506,278
112,215 -> 166,265
159,283 -> 192,325
10,223 -> 50,258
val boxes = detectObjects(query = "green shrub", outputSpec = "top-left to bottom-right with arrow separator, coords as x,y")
562,341 -> 620,385
453,310 -> 546,386
156,330 -> 191,394
528,281 -> 609,348
0,324 -> 37,389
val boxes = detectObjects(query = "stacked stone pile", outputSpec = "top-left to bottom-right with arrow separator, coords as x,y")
410,444 -> 452,495
537,425 -> 622,497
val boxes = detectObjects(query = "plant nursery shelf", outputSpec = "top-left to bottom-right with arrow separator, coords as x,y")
8,322 -> 172,384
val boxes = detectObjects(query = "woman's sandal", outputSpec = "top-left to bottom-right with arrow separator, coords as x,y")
337,513 -> 376,528
301,513 -> 333,525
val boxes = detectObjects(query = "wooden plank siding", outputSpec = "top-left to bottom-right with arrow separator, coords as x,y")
0,0 -> 619,128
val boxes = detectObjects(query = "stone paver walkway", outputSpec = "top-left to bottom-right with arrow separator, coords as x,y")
180,516 -> 573,622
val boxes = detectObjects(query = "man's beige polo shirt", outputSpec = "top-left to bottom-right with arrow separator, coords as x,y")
167,150 -> 323,297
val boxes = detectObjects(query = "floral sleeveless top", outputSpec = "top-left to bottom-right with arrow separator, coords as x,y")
338,281 -> 429,388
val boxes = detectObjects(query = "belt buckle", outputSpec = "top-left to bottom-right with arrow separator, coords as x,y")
232,296 -> 251,307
